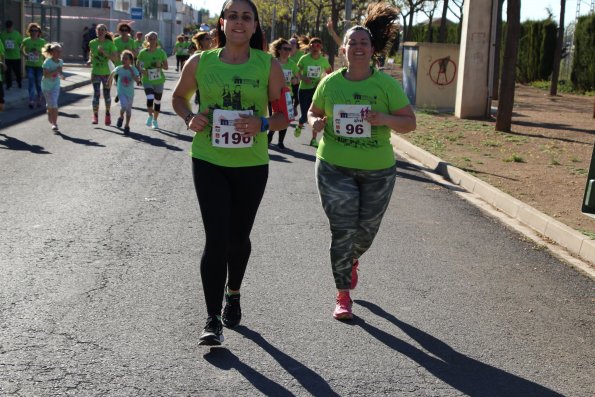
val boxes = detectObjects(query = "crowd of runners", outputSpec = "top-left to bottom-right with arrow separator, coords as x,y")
3,0 -> 416,347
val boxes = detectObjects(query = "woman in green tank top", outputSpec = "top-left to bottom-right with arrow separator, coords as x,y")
171,0 -> 287,347
308,2 -> 416,321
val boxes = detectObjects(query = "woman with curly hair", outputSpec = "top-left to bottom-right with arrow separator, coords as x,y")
21,23 -> 46,108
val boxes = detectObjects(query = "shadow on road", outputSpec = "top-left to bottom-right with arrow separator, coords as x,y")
96,127 -> 184,152
0,133 -> 50,154
156,128 -> 193,143
396,159 -> 466,192
354,299 -> 564,397
54,130 -> 105,147
204,347 -> 294,396
213,326 -> 341,397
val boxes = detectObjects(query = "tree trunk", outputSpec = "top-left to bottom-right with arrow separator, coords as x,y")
550,0 -> 566,96
438,0 -> 449,43
495,0 -> 521,132
492,0 -> 504,100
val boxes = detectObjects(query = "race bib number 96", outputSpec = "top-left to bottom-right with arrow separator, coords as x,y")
333,105 -> 372,138
212,109 -> 254,148
307,65 -> 321,78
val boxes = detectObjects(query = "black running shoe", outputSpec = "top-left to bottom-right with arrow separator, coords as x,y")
277,142 -> 286,150
114,95 -> 119,103
222,293 -> 241,328
116,117 -> 124,128
198,316 -> 224,346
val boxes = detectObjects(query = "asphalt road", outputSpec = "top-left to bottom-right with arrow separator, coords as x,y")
1,68 -> 593,396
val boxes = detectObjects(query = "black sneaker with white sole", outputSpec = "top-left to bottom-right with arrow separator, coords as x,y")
198,316 -> 224,346
222,293 -> 241,328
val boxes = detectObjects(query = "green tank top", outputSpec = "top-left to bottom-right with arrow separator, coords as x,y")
193,48 -> 272,167
313,68 -> 410,170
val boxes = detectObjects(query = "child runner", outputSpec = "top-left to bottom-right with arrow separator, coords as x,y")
136,31 -> 168,129
41,42 -> 64,131
308,2 -> 416,320
108,50 -> 140,135
172,0 -> 287,346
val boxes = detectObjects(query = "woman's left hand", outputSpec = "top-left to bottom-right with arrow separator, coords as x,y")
235,114 -> 260,137
365,111 -> 387,126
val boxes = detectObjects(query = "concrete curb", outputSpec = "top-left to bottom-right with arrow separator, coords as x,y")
391,134 -> 595,269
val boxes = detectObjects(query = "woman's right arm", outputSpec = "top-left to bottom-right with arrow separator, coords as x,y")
172,53 -> 209,132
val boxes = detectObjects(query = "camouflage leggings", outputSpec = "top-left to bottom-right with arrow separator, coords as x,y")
316,159 -> 397,290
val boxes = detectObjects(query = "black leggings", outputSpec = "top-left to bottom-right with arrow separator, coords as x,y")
192,158 -> 269,317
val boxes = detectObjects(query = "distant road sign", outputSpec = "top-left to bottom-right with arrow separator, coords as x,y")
130,7 -> 143,20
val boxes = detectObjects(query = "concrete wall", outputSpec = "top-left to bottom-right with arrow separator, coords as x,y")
403,42 -> 460,110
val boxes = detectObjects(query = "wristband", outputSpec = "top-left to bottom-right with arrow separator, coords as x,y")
184,112 -> 195,128
259,116 -> 269,132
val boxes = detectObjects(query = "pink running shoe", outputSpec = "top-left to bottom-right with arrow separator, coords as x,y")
350,260 -> 359,289
333,291 -> 353,320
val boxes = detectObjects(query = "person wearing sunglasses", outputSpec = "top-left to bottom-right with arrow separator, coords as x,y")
21,23 -> 47,109
296,37 -> 332,147
137,31 -> 168,129
267,37 -> 299,149
113,23 -> 137,104
173,34 -> 189,72
308,2 -> 416,320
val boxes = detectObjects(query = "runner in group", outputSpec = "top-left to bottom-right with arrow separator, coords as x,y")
113,22 -> 138,104
190,31 -> 213,105
288,37 -> 304,119
296,37 -> 332,147
173,34 -> 189,72
21,23 -> 46,109
87,24 -> 117,125
108,50 -> 141,135
137,31 -> 168,129
171,0 -> 287,346
41,42 -> 64,131
307,2 -> 416,320
0,39 -> 5,112
267,37 -> 299,149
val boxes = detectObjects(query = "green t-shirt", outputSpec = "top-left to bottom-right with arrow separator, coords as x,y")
21,37 -> 47,67
297,53 -> 331,90
0,30 -> 23,60
0,40 -> 5,82
313,68 -> 410,170
89,38 -> 117,75
193,48 -> 272,167
113,65 -> 140,97
289,49 -> 304,65
279,59 -> 299,88
113,36 -> 138,66
137,47 -> 167,84
174,41 -> 189,56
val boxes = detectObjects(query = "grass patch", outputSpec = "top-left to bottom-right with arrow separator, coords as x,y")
504,154 -> 526,163
579,230 -> 595,240
550,158 -> 561,165
483,140 -> 502,147
504,135 -> 529,144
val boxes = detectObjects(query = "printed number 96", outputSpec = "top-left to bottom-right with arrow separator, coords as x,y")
223,132 -> 251,144
345,123 -> 364,135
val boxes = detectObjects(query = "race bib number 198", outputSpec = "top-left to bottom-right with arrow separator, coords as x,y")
212,109 -> 254,148
333,105 -> 372,138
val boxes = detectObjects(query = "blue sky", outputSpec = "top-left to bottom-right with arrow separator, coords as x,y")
188,0 -> 592,26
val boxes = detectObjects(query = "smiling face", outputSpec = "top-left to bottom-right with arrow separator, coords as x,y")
220,0 -> 257,45
344,29 -> 373,64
